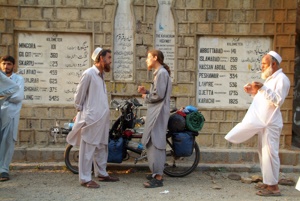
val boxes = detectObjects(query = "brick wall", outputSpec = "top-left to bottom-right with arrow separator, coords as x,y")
0,0 -> 297,148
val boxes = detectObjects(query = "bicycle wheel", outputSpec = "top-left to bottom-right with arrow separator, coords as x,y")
163,140 -> 200,177
64,144 -> 79,174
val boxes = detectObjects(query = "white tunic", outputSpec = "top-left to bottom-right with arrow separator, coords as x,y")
225,69 -> 290,143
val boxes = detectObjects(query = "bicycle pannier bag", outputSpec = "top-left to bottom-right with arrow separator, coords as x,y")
107,137 -> 124,163
172,131 -> 195,157
168,113 -> 186,132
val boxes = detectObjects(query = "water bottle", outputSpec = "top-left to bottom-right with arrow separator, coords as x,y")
127,141 -> 144,150
137,142 -> 144,150
63,122 -> 74,130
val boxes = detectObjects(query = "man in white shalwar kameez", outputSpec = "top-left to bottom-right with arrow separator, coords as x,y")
66,48 -> 119,188
225,51 -> 290,196
0,56 -> 24,182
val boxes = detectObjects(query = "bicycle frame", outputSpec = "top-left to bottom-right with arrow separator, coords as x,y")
64,98 -> 200,177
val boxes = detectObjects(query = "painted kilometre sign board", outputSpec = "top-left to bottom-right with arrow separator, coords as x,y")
18,33 -> 91,104
197,36 -> 272,109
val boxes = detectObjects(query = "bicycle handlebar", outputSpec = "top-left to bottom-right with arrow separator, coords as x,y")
111,98 -> 143,111
111,99 -> 120,107
132,98 -> 143,107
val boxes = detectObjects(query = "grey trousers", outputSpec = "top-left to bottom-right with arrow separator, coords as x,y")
78,139 -> 109,183
0,120 -> 15,173
0,108 -> 2,143
146,140 -> 166,176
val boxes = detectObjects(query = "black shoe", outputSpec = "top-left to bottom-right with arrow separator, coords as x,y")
0,172 -> 9,182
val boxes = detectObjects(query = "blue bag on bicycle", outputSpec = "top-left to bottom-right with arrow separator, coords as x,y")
172,131 -> 195,157
107,137 -> 124,163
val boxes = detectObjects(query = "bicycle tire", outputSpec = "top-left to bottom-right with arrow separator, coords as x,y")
64,116 -> 127,174
163,141 -> 200,177
64,144 -> 79,174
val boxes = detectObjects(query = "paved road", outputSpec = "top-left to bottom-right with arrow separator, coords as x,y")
1,168 -> 300,201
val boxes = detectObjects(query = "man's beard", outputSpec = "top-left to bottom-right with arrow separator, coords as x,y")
2,69 -> 13,75
261,65 -> 273,79
103,63 -> 111,72
147,63 -> 153,71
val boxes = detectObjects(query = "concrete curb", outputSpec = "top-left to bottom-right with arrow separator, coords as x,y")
10,147 -> 300,173
10,162 -> 300,173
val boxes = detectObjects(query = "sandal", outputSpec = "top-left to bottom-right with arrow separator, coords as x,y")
143,178 -> 163,188
81,180 -> 100,188
98,175 -> 119,182
0,172 -> 10,182
146,174 -> 153,180
146,174 -> 164,181
256,189 -> 281,197
278,178 -> 295,186
254,183 -> 268,190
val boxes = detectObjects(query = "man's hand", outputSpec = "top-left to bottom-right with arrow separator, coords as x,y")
141,94 -> 147,99
244,83 -> 252,94
244,82 -> 263,95
138,86 -> 146,94
251,82 -> 263,92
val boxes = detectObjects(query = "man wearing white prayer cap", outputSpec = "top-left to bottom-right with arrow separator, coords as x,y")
225,51 -> 290,196
67,47 -> 119,188
267,51 -> 282,64
91,47 -> 102,61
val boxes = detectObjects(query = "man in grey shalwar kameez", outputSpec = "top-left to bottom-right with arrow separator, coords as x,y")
66,47 -> 119,188
0,56 -> 24,182
138,50 -> 172,188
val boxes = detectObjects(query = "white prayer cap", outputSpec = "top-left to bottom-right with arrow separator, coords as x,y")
267,51 -> 282,64
91,47 -> 103,61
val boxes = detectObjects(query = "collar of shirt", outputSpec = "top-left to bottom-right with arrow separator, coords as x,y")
265,68 -> 282,82
153,65 -> 163,76
92,65 -> 104,78
8,73 -> 15,79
